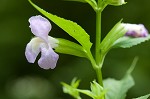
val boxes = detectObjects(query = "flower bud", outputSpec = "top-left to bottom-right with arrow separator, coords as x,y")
108,0 -> 126,6
122,23 -> 149,38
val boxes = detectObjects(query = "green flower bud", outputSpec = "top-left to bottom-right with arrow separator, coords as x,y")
107,0 -> 126,6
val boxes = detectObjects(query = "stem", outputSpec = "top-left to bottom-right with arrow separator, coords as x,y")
95,11 -> 101,65
95,6 -> 103,86
88,50 -> 103,86
95,66 -> 103,86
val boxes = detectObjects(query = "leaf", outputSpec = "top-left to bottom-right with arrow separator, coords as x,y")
103,58 -> 138,99
90,81 -> 105,97
55,38 -> 87,58
28,0 -> 92,51
65,0 -> 98,11
77,89 -> 95,98
61,78 -> 81,99
77,81 -> 106,99
112,35 -> 150,48
90,81 -> 106,99
71,78 -> 81,88
104,73 -> 134,99
99,20 -> 127,54
133,94 -> 150,99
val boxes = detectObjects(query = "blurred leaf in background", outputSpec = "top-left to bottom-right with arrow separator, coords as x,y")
6,76 -> 56,99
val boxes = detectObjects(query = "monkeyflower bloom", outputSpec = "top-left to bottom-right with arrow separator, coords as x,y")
25,15 -> 59,69
122,23 -> 148,37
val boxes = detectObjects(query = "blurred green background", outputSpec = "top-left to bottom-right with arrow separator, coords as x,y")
0,0 -> 150,99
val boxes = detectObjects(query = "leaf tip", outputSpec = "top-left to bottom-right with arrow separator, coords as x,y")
127,56 -> 139,75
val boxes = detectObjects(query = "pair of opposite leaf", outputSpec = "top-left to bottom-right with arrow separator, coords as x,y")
25,0 -> 149,69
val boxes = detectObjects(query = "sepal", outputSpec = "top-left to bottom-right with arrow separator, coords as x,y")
105,0 -> 126,6
99,20 -> 127,55
55,38 -> 87,58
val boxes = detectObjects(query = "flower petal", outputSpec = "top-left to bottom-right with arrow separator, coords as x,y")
123,23 -> 148,37
38,44 -> 59,69
29,15 -> 51,42
25,41 -> 40,63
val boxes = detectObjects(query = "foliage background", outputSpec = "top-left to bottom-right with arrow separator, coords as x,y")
0,0 -> 149,99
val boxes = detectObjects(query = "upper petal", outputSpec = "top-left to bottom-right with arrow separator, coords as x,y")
38,44 -> 59,69
29,15 -> 51,42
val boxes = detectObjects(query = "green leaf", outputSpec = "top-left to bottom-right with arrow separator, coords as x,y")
71,78 -> 81,88
65,0 -> 98,11
77,81 -> 106,99
104,73 -> 134,99
61,78 -> 81,99
133,94 -> 150,99
77,89 -> 95,98
103,58 -> 138,99
55,38 -> 87,58
90,81 -> 106,99
112,35 -> 150,48
90,81 -> 105,96
99,20 -> 127,54
28,0 -> 92,51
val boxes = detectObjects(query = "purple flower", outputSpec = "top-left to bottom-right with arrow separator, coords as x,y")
122,23 -> 148,37
25,15 -> 59,69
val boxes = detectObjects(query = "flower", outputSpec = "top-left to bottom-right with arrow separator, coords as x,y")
25,15 -> 59,69
122,23 -> 148,37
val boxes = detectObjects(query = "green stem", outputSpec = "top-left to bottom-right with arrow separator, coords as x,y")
87,50 -> 103,86
95,11 -> 101,65
95,66 -> 103,86
95,8 -> 103,86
